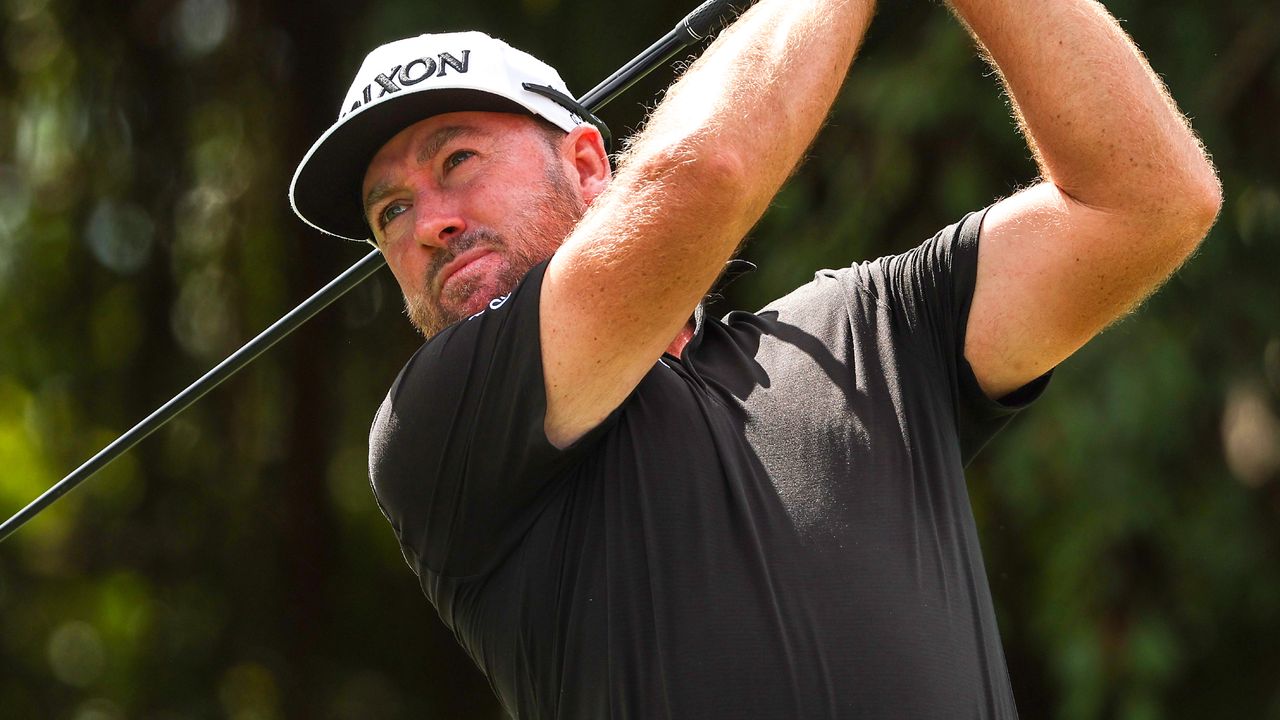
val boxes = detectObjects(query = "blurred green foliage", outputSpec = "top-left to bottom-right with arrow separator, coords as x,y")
1,0 -> 1277,717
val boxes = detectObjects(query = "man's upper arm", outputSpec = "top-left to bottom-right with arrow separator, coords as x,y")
965,182 -> 1216,400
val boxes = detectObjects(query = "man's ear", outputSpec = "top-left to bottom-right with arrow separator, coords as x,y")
563,125 -> 611,205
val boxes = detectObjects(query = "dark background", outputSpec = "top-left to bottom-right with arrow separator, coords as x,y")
0,0 -> 1277,717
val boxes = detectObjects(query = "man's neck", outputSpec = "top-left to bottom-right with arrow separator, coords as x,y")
666,322 -> 695,358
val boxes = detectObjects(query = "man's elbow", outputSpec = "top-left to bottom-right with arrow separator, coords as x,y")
1188,162 -> 1225,235
1153,153 -> 1224,256
689,145 -> 752,207
650,145 -> 755,225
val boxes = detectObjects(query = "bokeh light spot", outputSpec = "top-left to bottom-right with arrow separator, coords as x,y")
47,620 -> 106,687
16,95 -> 87,189
1222,383 -> 1280,488
86,200 -> 155,275
171,268 -> 236,358
173,0 -> 235,58
174,186 -> 233,266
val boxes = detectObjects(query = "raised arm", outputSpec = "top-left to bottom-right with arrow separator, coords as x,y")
951,0 -> 1223,399
541,0 -> 876,447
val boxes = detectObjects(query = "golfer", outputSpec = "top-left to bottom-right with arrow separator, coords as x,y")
290,0 -> 1220,716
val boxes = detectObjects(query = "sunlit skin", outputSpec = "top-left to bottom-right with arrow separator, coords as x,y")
362,112 -> 593,338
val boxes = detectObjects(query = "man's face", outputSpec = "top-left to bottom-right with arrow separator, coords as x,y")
362,111 -> 587,337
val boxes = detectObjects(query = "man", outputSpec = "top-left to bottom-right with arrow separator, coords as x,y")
290,0 -> 1220,716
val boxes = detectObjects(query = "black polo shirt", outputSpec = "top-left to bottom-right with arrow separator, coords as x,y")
369,210 -> 1046,719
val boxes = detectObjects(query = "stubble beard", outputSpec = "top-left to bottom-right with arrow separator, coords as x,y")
404,162 -> 587,338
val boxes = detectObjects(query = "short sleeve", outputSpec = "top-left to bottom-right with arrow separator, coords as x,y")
367,261 -> 602,579
845,209 -> 1051,462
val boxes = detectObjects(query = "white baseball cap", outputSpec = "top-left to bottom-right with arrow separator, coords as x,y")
290,31 -> 588,242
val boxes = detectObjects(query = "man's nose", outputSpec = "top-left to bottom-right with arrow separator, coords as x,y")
413,203 -> 467,249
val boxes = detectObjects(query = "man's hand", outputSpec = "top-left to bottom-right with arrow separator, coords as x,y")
539,0 -> 876,447
950,0 -> 1222,399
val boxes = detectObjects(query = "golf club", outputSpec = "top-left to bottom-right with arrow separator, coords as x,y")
0,0 -> 744,543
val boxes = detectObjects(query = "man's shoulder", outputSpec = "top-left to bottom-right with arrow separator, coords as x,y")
738,262 -> 876,326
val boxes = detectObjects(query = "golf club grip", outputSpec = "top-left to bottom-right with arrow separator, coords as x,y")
681,0 -> 741,41
579,0 -> 748,112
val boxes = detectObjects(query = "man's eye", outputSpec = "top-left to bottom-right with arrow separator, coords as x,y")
379,202 -> 408,228
445,150 -> 474,170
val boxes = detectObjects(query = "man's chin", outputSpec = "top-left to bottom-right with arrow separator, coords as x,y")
404,294 -> 452,339
404,253 -> 543,337
404,291 -> 488,339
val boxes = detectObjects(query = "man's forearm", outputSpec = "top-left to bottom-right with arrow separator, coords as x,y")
948,0 -> 1221,222
590,0 -> 878,262
621,0 -> 874,212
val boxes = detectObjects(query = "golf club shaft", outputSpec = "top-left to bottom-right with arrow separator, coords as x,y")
0,0 -> 742,544
0,249 -> 388,544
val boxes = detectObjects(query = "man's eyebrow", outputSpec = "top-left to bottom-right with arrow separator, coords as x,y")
362,125 -> 488,218
418,125 -> 486,166
363,181 -> 394,220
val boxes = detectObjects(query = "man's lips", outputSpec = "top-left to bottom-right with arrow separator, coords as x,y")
435,247 -> 494,292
